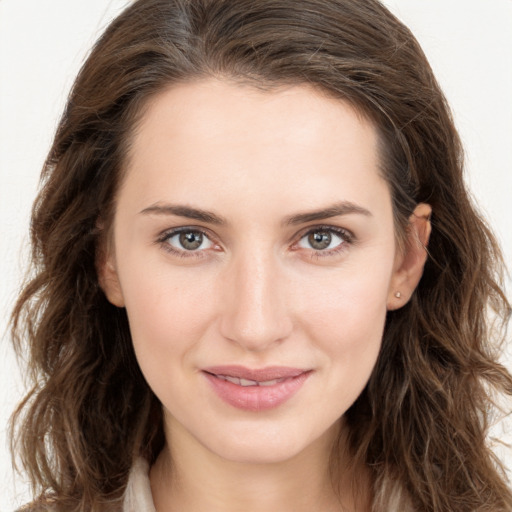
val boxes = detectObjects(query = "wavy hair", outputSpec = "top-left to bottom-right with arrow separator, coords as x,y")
10,0 -> 512,510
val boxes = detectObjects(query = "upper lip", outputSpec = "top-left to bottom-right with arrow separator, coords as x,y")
203,365 -> 308,382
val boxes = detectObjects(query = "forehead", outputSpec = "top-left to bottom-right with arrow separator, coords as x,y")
133,79 -> 373,146
119,79 -> 389,220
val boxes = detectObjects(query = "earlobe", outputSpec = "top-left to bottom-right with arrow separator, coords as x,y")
387,203 -> 432,311
96,238 -> 125,308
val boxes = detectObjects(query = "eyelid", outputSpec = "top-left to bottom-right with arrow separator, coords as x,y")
155,223 -> 355,259
156,226 -> 220,257
291,224 -> 355,255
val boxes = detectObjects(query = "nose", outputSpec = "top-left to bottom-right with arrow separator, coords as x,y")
219,249 -> 293,351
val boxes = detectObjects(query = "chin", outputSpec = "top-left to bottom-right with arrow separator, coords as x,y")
212,441 -> 308,465
200,420 -> 339,466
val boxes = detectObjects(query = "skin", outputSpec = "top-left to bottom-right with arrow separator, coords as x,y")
99,79 -> 431,512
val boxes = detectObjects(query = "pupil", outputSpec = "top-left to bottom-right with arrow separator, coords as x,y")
179,231 -> 202,250
308,231 -> 331,250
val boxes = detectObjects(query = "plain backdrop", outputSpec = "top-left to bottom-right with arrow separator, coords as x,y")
1,1 -> 511,509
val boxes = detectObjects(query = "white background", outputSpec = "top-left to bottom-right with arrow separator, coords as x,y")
1,1 -> 511,509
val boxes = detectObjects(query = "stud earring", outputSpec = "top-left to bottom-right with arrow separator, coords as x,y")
395,291 -> 401,298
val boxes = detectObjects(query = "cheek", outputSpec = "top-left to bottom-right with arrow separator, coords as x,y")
298,258 -> 391,343
294,260 -> 392,402
117,259 -> 218,376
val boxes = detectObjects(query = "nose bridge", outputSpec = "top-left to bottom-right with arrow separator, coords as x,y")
220,246 -> 292,350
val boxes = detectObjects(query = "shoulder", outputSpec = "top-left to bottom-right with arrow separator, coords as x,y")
13,460 -> 150,512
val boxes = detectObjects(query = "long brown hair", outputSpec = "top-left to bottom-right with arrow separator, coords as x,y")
11,0 -> 512,510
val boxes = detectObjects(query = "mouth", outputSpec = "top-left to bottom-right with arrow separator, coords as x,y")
202,365 -> 312,411
211,374 -> 290,387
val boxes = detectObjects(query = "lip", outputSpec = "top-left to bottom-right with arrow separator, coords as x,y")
202,365 -> 312,412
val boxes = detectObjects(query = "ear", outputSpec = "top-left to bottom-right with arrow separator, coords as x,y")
96,230 -> 125,308
387,203 -> 431,311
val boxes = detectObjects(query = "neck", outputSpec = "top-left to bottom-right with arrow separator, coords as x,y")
149,418 -> 371,512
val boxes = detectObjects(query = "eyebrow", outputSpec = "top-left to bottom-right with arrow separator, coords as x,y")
139,200 -> 372,226
283,201 -> 372,225
139,204 -> 227,225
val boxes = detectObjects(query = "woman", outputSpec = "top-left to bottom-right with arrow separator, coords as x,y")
9,0 -> 512,510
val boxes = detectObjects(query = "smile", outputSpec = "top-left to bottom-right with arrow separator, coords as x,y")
202,366 -> 312,411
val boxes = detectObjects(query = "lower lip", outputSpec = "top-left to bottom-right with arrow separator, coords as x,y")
203,371 -> 311,412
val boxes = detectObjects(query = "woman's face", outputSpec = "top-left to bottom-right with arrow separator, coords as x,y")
102,79 -> 420,464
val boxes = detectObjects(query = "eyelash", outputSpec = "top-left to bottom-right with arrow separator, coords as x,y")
156,227 -> 216,259
294,225 -> 354,259
156,225 -> 355,259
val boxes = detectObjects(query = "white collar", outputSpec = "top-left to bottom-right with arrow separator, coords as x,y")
123,457 -> 156,512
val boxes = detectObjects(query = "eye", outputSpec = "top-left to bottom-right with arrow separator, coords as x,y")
297,227 -> 351,253
161,228 -> 214,253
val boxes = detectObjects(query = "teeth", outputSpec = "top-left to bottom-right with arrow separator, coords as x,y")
216,374 -> 285,387
258,379 -> 280,386
223,375 -> 240,385
239,378 -> 259,386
